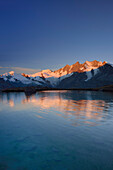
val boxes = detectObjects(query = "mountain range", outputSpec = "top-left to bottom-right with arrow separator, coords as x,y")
1,60 -> 113,91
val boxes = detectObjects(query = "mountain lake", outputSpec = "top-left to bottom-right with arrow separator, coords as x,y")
0,90 -> 113,170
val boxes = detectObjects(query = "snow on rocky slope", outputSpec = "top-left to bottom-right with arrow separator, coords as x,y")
0,60 -> 109,89
28,60 -> 107,85
1,71 -> 45,86
58,63 -> 113,89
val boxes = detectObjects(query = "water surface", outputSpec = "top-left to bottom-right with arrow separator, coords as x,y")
0,90 -> 113,169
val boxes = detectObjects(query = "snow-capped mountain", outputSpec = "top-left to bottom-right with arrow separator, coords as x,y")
58,63 -> 113,89
54,60 -> 106,75
1,60 -> 113,90
1,71 -> 44,85
0,70 -> 51,90
28,60 -> 106,86
30,60 -> 106,77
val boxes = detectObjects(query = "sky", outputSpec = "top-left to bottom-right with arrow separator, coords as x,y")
0,0 -> 113,74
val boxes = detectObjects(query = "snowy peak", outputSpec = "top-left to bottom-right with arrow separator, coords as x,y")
8,71 -> 14,75
54,60 -> 107,76
25,60 -> 107,86
58,62 -> 113,89
29,69 -> 53,78
1,71 -> 47,87
28,60 -> 107,80
0,60 -> 108,89
83,60 -> 107,71
3,71 -> 14,76
84,60 -> 105,68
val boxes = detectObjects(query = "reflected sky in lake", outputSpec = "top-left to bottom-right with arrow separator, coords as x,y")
0,90 -> 113,126
0,90 -> 113,169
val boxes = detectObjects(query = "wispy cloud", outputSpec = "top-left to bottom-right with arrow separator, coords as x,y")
0,66 -> 41,75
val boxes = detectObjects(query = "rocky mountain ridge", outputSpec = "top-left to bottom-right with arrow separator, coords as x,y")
1,60 -> 113,91
30,60 -> 106,78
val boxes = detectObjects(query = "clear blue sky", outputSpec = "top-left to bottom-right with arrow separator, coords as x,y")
0,0 -> 113,74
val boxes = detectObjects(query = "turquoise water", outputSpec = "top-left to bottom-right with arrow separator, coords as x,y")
0,90 -> 113,170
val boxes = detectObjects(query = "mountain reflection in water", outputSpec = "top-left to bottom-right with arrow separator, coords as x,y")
0,90 -> 113,126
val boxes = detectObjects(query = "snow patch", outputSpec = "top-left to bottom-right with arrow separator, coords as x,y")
94,68 -> 99,75
85,71 -> 92,81
80,67 -> 84,70
60,73 -> 73,81
9,71 -> 14,75
46,77 -> 59,86
2,72 -> 42,85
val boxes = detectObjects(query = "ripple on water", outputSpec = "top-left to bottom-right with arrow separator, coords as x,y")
0,91 -> 113,169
